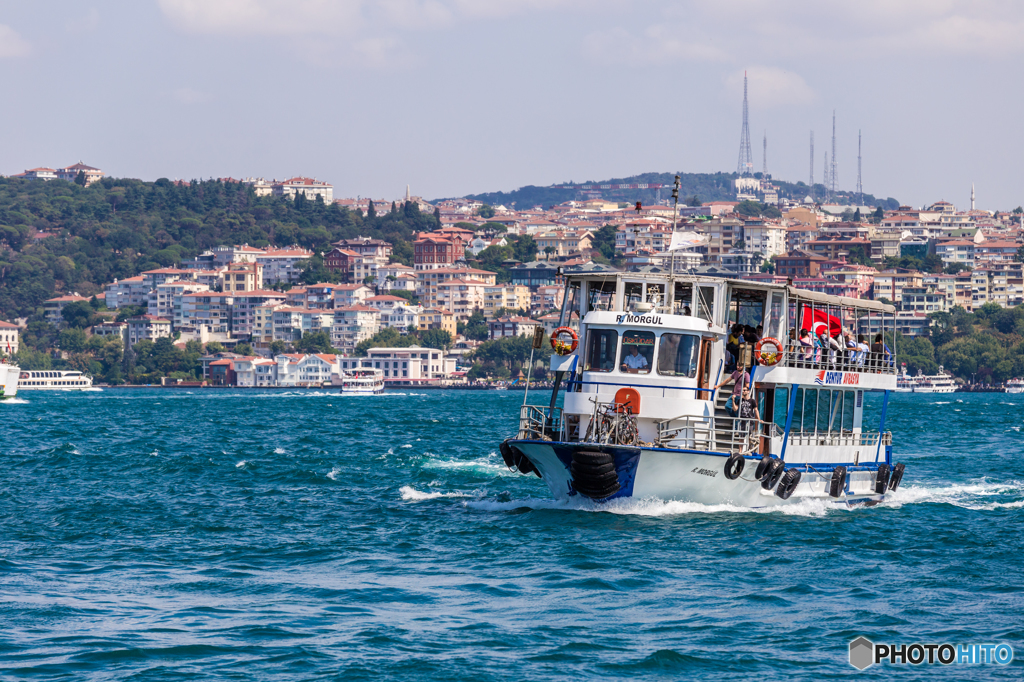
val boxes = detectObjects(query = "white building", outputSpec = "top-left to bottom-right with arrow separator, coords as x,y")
741,223 -> 787,258
256,247 -> 314,285
126,315 -> 172,347
363,346 -> 456,383
150,280 -> 210,328
233,357 -> 278,387
0,321 -> 19,356
331,306 -> 381,351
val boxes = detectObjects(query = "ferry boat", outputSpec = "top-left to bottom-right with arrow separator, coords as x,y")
18,370 -> 94,390
1006,378 -> 1024,394
1,359 -> 20,399
895,364 -> 956,393
499,272 -> 906,508
339,368 -> 385,395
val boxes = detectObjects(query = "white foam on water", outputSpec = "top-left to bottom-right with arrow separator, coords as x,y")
327,467 -> 341,481
274,447 -> 286,454
386,448 -> 394,455
0,398 -> 29,405
399,485 -> 473,501
881,480 -> 1024,511
932,401 -> 951,405
421,457 -> 509,474
465,494 -> 834,517
236,460 -> 253,469
400,444 -> 412,449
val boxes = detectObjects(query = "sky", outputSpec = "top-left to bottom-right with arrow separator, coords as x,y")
1,1 -> 1022,209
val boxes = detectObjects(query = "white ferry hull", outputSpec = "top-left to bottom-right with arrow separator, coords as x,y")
510,440 -> 888,508
1,364 -> 21,399
18,370 -> 93,390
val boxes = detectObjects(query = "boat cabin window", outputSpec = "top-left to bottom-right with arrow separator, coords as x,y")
673,282 -> 693,315
728,288 -> 767,330
623,282 -> 644,310
765,291 -> 785,341
586,280 -> 617,313
695,285 -> 715,322
584,328 -> 618,373
620,331 -> 654,374
657,333 -> 699,378
558,280 -> 580,327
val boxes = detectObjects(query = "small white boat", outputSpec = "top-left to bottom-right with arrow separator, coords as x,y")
339,369 -> 385,395
1006,378 -> 1024,394
1,360 -> 20,399
18,370 -> 94,390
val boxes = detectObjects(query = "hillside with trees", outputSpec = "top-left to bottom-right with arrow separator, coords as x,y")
0,177 -> 441,318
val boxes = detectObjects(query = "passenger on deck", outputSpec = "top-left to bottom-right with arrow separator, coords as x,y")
682,305 -> 692,315
857,334 -> 871,366
714,368 -> 749,418
798,329 -> 814,365
726,324 -> 742,371
871,334 -> 885,369
738,385 -> 760,432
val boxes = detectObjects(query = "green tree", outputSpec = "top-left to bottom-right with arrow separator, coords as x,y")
294,331 -> 336,354
61,301 -> 99,328
419,329 -> 452,351
478,204 -> 495,219
74,170 -> 86,186
459,311 -> 490,342
58,327 -> 87,353
1015,245 -> 1024,263
269,340 -> 288,355
234,343 -> 254,356
205,341 -> 225,354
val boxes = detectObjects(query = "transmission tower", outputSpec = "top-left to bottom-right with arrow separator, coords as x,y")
736,71 -> 753,176
763,131 -> 768,176
824,152 -> 830,201
809,131 -> 814,187
856,130 -> 863,205
829,110 -> 838,197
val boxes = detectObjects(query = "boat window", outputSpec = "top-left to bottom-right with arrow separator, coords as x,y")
842,390 -> 856,431
765,291 -> 785,341
584,329 -> 618,373
657,333 -> 699,378
695,286 -> 715,322
558,280 -> 580,327
673,282 -> 693,315
623,282 -> 643,310
586,280 -> 617,312
728,288 -> 766,329
620,330 -> 654,374
646,283 -> 666,308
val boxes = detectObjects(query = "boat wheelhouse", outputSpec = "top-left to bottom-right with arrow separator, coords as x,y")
18,369 -> 93,390
1,360 -> 20,399
501,272 -> 906,507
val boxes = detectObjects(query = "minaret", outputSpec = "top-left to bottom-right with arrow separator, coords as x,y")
971,183 -> 975,211
406,184 -> 411,202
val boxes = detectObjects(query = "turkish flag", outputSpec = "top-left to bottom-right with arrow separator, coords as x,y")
800,306 -> 842,337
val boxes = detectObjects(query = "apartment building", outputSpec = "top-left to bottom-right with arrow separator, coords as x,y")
483,285 -> 531,318
331,306 -> 381,351
432,279 -> 487,320
126,315 -> 172,347
872,269 -> 924,303
181,292 -> 235,333
416,308 -> 457,337
231,291 -> 288,337
150,280 -> 210,328
413,232 -> 466,270
488,315 -> 543,340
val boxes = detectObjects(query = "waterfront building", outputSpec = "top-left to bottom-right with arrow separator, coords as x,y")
363,346 -> 456,383
0,320 -> 20,356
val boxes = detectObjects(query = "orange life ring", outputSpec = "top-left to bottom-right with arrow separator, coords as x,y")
550,326 -> 578,356
755,336 -> 784,366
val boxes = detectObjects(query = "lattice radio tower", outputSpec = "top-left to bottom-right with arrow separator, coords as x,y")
809,131 -> 814,186
829,110 -> 838,198
737,71 -> 753,176
856,130 -> 863,204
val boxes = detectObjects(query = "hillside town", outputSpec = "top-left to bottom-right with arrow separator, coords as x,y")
3,167 -> 1024,387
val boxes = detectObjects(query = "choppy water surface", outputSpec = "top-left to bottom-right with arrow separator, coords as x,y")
2,389 -> 1023,680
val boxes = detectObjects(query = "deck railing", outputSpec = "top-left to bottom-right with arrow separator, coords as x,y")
755,340 -> 897,375
784,429 -> 892,448
656,415 -> 782,454
518,405 -> 562,440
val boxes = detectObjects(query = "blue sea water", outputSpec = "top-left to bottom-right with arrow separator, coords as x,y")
1,388 -> 1023,680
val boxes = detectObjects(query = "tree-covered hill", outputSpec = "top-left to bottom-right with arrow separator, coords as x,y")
0,177 -> 440,317
458,171 -> 898,210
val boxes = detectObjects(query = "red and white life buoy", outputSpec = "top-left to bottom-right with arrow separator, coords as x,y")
550,326 -> 578,356
755,336 -> 784,366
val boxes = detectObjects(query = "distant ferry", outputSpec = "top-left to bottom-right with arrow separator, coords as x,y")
19,370 -> 94,390
338,369 -> 384,395
1006,378 -> 1024,394
1,360 -> 20,398
895,364 -> 956,393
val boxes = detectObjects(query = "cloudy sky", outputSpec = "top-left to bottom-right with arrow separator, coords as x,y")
0,1 -> 1021,208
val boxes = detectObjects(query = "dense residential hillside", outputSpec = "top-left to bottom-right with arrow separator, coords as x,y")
0,177 -> 440,317
461,171 -> 898,210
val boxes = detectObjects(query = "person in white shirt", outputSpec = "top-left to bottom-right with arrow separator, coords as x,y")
621,345 -> 649,373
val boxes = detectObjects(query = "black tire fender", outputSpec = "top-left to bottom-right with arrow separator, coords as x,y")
874,463 -> 891,494
775,468 -> 802,500
754,454 -> 773,481
724,453 -> 745,480
888,462 -> 905,491
828,466 -> 847,498
761,459 -> 785,490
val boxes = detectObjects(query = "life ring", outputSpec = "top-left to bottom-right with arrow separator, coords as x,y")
755,336 -> 784,366
550,326 -> 578,356
724,453 -> 745,480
